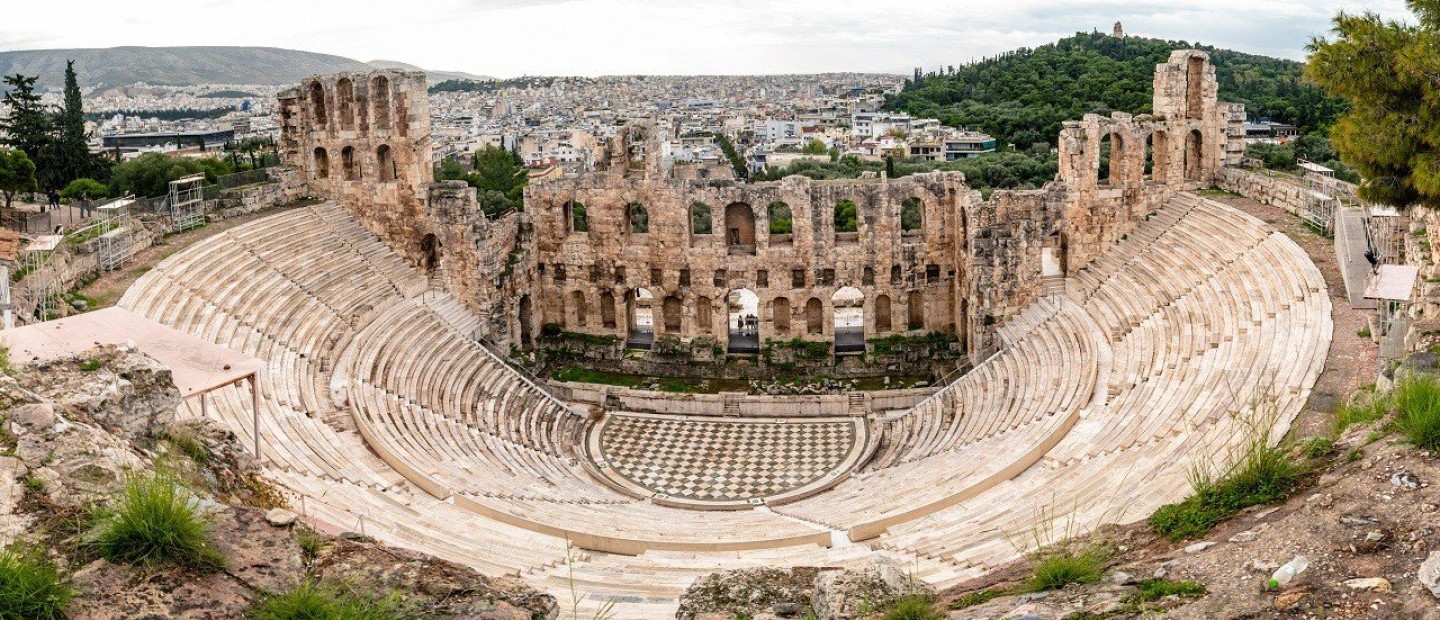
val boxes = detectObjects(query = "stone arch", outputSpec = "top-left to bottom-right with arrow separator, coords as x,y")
628,288 -> 655,344
773,296 -> 791,335
308,81 -> 327,128
725,203 -> 756,252
565,201 -> 588,234
901,197 -> 923,234
832,286 -> 864,354
336,77 -> 355,131
571,290 -> 588,327
312,147 -> 329,179
1184,129 -> 1204,182
690,202 -> 712,235
341,146 -> 359,181
1099,131 -> 1123,185
907,290 -> 924,330
727,289 -> 760,353
805,297 -> 824,335
875,294 -> 892,332
420,233 -> 440,273
518,295 -> 533,347
600,290 -> 617,328
371,75 -> 391,130
628,203 -> 649,234
662,295 -> 682,332
376,144 -> 395,182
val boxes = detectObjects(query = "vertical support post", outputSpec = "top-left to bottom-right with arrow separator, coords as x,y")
0,264 -> 11,330
201,391 -> 208,419
251,374 -> 261,464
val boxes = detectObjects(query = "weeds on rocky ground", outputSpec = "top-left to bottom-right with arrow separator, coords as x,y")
295,528 -> 324,557
1388,374 -> 1440,451
247,580 -> 415,620
946,588 -> 1006,610
1023,542 -> 1109,592
1334,388 -> 1388,436
1128,578 -> 1205,603
87,472 -> 225,569
0,543 -> 73,620
880,593 -> 943,620
1150,420 -> 1304,542
163,425 -> 211,465
1299,436 -> 1335,458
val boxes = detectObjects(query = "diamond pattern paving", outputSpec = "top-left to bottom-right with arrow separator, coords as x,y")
597,415 -> 857,502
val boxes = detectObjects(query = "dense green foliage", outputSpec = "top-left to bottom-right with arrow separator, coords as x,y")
1307,2 -> 1440,208
833,199 -> 858,232
0,148 -> 37,209
109,153 -> 232,198
767,201 -> 792,234
1024,543 -> 1108,592
50,61 -> 108,188
88,472 -> 225,569
60,177 -> 107,200
712,132 -> 749,180
757,150 -> 1057,191
1149,429 -> 1304,541
435,145 -> 528,217
248,581 -> 414,620
1129,579 -> 1206,603
0,544 -> 74,620
1388,374 -> 1440,451
881,594 -> 943,620
429,77 -> 559,93
888,32 -> 1346,148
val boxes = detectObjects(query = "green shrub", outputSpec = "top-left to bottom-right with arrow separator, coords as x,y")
947,588 -> 1006,609
1299,437 -> 1335,458
60,178 -> 107,200
1150,428 -> 1302,541
248,581 -> 413,620
1129,579 -> 1205,602
1388,375 -> 1440,451
0,544 -> 74,620
1335,392 -> 1388,435
164,426 -> 210,465
881,593 -> 943,620
1024,544 -> 1108,592
88,472 -> 224,569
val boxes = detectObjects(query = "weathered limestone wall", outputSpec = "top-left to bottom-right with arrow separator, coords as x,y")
1217,168 -> 1315,218
279,71 -> 506,329
524,172 -> 972,351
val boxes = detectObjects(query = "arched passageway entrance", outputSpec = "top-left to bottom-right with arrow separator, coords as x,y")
626,288 -> 655,349
727,289 -> 760,354
832,286 -> 865,356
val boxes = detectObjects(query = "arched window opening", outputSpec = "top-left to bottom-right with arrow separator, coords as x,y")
312,147 -> 329,179
773,297 -> 791,335
628,203 -> 649,234
572,290 -> 588,327
371,75 -> 391,130
662,295 -> 682,333
768,201 -> 793,236
690,202 -> 712,235
1098,132 -> 1119,185
308,81 -> 327,127
336,78 -> 355,131
907,290 -> 925,330
834,199 -> 858,235
805,297 -> 824,335
626,288 -> 655,349
600,290 -> 617,329
727,289 -> 760,354
1184,129 -> 1204,182
875,294 -> 893,332
518,295 -> 533,348
565,201 -> 588,234
376,145 -> 395,182
832,286 -> 865,355
890,265 -> 903,285
900,197 -> 923,234
725,202 -> 756,254
341,146 -> 359,181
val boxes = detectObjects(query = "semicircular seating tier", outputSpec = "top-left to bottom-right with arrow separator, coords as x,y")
117,194 -> 1331,617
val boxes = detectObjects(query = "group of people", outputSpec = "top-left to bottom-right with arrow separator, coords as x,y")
40,188 -> 95,219
734,313 -> 760,336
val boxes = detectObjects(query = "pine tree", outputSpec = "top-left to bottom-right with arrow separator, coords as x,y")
0,74 -> 53,181
1307,1 -> 1440,208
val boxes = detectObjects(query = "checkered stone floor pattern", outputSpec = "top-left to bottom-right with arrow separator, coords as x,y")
597,415 -> 856,502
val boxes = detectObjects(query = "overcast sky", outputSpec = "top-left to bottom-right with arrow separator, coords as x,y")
1,0 -> 1417,76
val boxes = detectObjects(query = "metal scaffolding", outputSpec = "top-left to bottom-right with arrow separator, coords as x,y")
94,197 -> 135,272
21,235 -> 62,321
168,174 -> 208,233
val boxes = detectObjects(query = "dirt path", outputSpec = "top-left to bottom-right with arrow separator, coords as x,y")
1211,192 -> 1378,441
75,202 -> 315,310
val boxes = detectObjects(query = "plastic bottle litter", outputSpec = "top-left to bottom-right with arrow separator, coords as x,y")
1268,555 -> 1309,589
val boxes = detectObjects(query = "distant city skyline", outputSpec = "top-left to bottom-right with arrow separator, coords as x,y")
4,0 -> 1416,77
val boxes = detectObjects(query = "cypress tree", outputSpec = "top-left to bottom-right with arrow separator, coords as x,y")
52,60 -> 97,186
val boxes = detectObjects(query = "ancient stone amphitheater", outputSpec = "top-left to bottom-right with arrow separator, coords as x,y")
115,52 -> 1332,617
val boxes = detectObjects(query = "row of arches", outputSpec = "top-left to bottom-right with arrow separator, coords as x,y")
561,197 -> 928,240
540,286 -> 930,351
307,75 -> 398,133
1094,128 -> 1206,186
312,144 -> 398,182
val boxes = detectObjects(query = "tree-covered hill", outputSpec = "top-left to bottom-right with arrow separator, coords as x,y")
887,32 -> 1347,148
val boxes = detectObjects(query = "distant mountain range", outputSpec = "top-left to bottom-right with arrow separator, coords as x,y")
0,46 -> 493,90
